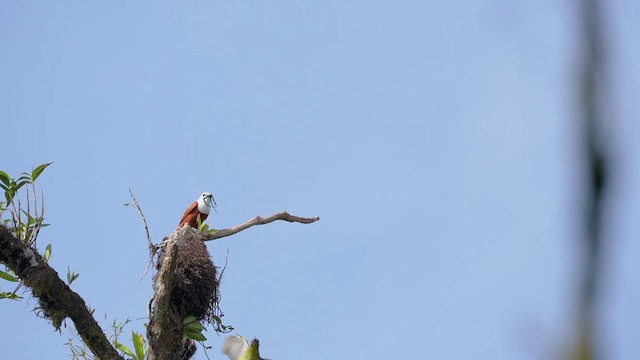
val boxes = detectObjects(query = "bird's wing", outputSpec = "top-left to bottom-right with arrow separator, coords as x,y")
221,335 -> 249,360
178,201 -> 198,227
247,339 -> 265,360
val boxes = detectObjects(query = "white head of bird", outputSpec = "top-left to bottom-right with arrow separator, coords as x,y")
197,192 -> 216,214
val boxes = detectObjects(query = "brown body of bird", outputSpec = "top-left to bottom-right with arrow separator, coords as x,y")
178,192 -> 215,228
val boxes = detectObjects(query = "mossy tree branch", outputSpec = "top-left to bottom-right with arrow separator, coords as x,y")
0,224 -> 123,360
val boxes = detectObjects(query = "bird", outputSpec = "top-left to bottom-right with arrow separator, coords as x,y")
221,335 -> 266,360
178,192 -> 216,228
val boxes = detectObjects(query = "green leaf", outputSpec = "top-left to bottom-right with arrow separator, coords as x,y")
67,267 -> 80,285
185,321 -> 206,332
5,190 -> 14,205
31,162 -> 52,182
184,329 -> 207,342
20,209 -> 35,222
0,270 -> 18,282
196,214 -> 204,230
132,331 -> 145,360
15,179 -> 30,189
0,291 -> 22,300
114,341 -> 135,357
0,171 -> 10,186
183,317 -> 208,341
43,244 -> 52,263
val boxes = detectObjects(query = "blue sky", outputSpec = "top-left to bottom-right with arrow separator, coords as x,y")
1,1 -> 639,359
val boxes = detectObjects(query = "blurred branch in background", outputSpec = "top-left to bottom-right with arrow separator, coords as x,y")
573,0 -> 610,359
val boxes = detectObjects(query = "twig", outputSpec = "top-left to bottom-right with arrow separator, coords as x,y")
218,249 -> 230,282
200,341 -> 212,360
211,249 -> 230,334
127,187 -> 153,248
201,211 -> 320,241
125,187 -> 156,283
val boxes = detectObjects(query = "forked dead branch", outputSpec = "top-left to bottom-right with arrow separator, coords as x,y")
201,211 -> 320,241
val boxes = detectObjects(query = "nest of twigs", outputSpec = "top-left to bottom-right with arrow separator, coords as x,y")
156,228 -> 219,321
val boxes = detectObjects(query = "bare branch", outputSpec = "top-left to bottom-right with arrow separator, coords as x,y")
0,224 -> 123,360
126,187 -> 156,282
201,211 -> 320,241
127,187 -> 153,248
